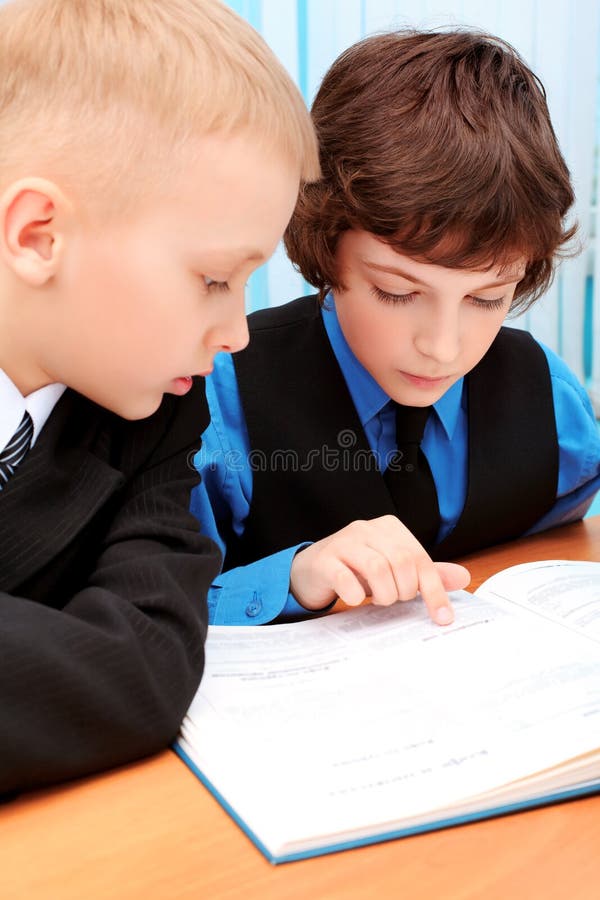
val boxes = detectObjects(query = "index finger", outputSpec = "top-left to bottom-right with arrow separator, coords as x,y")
416,559 -> 455,626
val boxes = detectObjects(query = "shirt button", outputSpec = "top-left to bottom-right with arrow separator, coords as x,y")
245,594 -> 262,618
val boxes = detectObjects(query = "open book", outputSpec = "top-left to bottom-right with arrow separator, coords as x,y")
175,560 -> 600,863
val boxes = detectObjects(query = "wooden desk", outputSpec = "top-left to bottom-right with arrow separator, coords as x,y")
2,518 -> 600,900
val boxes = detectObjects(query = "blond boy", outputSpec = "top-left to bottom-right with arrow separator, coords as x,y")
0,0 -> 318,794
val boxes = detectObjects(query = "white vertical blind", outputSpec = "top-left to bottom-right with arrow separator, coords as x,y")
229,0 -> 600,392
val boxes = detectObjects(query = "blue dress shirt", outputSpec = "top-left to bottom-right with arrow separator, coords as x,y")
191,298 -> 600,626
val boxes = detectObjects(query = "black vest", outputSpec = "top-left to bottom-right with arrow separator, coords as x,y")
227,295 -> 558,567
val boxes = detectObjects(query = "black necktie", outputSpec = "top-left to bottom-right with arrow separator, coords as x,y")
383,404 -> 440,547
0,410 -> 34,490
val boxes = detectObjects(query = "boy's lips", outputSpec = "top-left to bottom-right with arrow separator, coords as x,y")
398,370 -> 453,388
170,376 -> 194,395
170,368 -> 214,395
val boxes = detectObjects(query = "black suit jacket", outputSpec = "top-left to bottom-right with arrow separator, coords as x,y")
0,378 -> 220,794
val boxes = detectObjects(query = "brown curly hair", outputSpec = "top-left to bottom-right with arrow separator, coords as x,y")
284,30 -> 576,311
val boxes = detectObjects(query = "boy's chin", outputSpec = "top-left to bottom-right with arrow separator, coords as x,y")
390,386 -> 451,408
90,390 -> 164,421
120,399 -> 164,421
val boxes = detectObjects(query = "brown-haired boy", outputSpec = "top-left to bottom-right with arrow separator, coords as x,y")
193,29 -> 600,627
0,0 -> 319,794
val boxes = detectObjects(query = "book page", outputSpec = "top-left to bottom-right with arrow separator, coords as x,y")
477,560 -> 600,642
181,588 -> 600,853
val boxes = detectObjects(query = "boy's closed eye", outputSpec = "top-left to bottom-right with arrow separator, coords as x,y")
369,284 -> 507,311
201,275 -> 230,293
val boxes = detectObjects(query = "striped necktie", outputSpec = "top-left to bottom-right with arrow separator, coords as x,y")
0,410 -> 34,490
383,403 -> 440,547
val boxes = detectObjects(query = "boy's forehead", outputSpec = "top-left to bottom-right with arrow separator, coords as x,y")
349,231 -> 527,282
396,229 -> 526,274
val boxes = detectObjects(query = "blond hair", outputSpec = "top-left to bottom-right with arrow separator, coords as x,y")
0,0 -> 319,214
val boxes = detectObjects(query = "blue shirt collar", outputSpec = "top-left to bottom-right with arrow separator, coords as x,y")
321,294 -> 464,441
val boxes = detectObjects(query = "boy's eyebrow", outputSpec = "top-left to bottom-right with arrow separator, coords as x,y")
361,259 -> 429,284
232,248 -> 265,263
208,248 -> 265,265
361,258 -> 524,287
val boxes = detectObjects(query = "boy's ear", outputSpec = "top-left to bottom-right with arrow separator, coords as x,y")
0,178 -> 72,286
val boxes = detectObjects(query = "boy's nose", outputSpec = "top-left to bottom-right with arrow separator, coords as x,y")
414,314 -> 461,364
209,295 -> 250,354
224,310 -> 250,353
